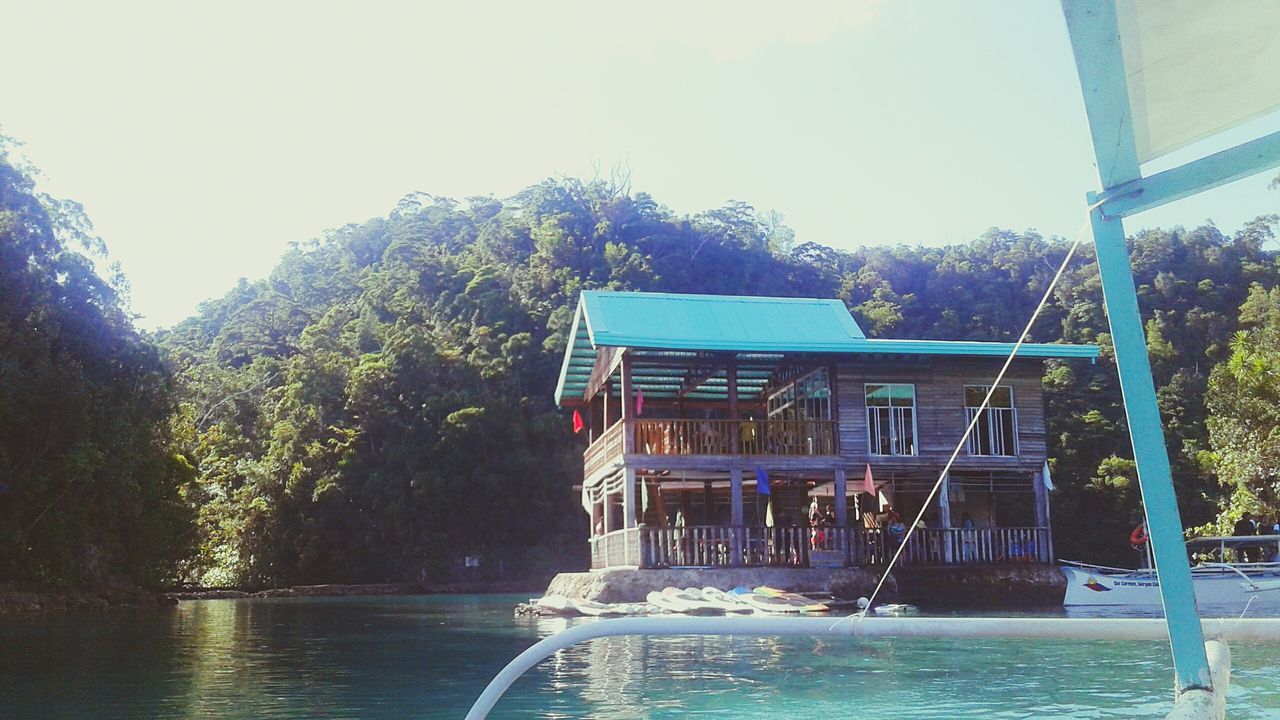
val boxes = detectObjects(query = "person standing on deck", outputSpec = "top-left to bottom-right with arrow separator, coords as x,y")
885,507 -> 907,560
1234,512 -> 1260,563
960,512 -> 977,563
1267,517 -> 1280,562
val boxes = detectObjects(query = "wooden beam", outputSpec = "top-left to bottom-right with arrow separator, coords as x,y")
833,468 -> 847,526
727,357 -> 739,454
582,346 -> 623,402
620,352 -> 635,454
677,362 -> 724,398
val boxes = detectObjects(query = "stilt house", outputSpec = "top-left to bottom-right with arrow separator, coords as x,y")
555,291 -> 1098,570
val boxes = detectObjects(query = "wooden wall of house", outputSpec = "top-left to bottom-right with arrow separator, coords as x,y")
835,357 -> 1047,472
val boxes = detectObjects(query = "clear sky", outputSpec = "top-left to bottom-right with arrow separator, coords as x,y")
4,0 -> 1278,329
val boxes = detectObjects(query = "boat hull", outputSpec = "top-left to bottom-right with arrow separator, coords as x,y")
1061,565 -> 1280,610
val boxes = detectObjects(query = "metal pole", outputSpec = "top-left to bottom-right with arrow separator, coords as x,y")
1088,194 -> 1211,692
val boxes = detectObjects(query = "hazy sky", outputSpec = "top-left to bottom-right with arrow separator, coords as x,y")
4,0 -> 1278,329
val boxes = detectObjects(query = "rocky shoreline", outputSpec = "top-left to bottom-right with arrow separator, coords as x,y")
540,565 -> 1067,609
0,583 -> 176,616
545,567 -> 888,604
1,578 -> 550,616
167,578 -> 548,601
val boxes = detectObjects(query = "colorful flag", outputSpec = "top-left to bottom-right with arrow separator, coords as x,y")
862,463 -> 876,495
635,388 -> 644,416
572,409 -> 584,434
756,466 -> 771,496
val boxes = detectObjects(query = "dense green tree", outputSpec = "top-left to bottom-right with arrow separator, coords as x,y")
1201,285 -> 1280,530
156,175 -> 1279,582
0,140 -> 193,587
7,139 -> 1274,587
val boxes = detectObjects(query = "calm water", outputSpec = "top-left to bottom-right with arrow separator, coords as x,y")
1,595 -> 1279,719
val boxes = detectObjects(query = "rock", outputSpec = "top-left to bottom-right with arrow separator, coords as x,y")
513,603 -> 543,617
545,567 -> 885,604
893,565 -> 1066,608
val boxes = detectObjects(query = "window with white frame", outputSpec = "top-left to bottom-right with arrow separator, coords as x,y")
964,385 -> 1018,456
865,384 -> 916,455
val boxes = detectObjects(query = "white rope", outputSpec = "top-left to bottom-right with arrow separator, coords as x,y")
846,205 -> 1104,625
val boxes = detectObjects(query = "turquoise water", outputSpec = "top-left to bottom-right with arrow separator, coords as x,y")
1,595 -> 1278,718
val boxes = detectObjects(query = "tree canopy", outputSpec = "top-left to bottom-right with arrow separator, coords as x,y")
0,141 -> 193,587
160,178 -> 1280,583
4,150 -> 1277,588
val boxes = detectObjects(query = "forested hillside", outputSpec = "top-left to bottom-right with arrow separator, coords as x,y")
1,144 -> 192,589
159,178 -> 1280,587
4,142 -> 1278,589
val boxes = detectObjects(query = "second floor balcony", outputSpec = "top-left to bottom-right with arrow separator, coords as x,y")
584,417 -> 838,478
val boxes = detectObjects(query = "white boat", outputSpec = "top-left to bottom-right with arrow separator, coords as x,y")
873,603 -> 919,616
1062,535 -> 1280,609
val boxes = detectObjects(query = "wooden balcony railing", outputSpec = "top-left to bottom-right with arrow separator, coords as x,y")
589,528 -> 641,569
582,418 -> 838,479
584,420 -> 625,479
619,525 -> 1050,569
632,418 -> 838,456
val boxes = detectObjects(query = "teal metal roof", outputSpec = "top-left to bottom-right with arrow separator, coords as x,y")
857,338 -> 1099,360
581,290 -> 866,351
554,291 -> 1099,406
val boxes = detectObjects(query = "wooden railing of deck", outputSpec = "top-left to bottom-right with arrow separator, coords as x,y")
905,527 -> 1050,565
583,420 -> 625,479
621,525 -> 1050,569
631,418 -> 837,456
590,527 -> 640,569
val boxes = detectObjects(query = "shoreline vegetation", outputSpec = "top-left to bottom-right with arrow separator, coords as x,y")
4,137 -> 1280,599
1,579 -> 552,616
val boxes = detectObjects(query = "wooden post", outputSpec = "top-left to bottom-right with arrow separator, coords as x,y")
1033,468 -> 1053,561
702,482 -> 713,525
620,353 -> 635,453
730,466 -> 744,566
619,353 -> 637,531
603,488 -> 614,534
939,472 -> 954,563
833,467 -> 847,526
602,380 -> 611,429
727,356 -> 739,454
730,467 -> 744,525
623,468 -> 637,530
827,362 -> 839,453
938,472 -> 953,528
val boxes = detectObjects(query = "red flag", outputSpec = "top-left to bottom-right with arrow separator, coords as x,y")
572,409 -> 584,434
635,388 -> 644,416
862,463 -> 876,496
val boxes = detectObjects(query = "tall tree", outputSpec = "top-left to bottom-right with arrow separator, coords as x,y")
0,139 -> 193,587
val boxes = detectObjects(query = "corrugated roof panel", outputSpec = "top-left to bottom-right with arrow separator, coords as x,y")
582,290 -> 866,351
554,291 -> 1100,405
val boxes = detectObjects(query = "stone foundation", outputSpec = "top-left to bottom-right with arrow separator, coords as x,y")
894,565 -> 1066,608
545,567 -> 889,604
544,565 -> 1065,608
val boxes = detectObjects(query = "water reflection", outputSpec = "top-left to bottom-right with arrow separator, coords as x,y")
0,596 -> 1278,719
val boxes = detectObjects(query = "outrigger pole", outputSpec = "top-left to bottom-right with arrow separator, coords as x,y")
1063,0 -> 1280,697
